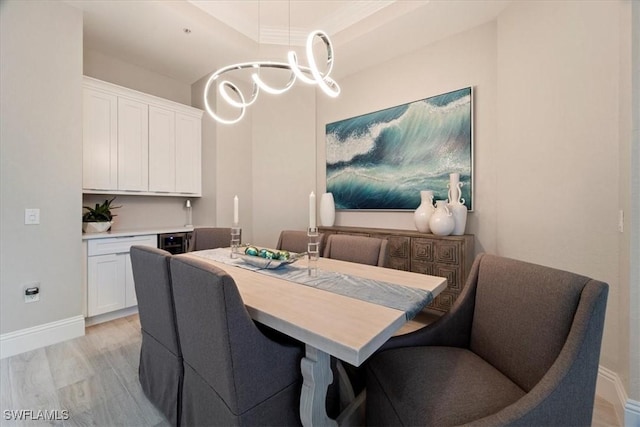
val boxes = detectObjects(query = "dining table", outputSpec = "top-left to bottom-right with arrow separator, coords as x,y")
183,248 -> 448,427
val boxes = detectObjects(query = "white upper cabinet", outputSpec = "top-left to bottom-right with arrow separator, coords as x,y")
117,97 -> 149,191
83,88 -> 118,191
82,76 -> 203,196
148,105 -> 176,192
148,106 -> 202,194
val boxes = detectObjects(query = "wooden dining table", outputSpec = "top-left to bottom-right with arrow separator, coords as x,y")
184,249 -> 447,426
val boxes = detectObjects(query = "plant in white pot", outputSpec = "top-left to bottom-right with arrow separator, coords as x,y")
82,197 -> 121,233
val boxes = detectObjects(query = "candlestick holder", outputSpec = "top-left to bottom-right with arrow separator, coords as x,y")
307,227 -> 319,276
230,225 -> 241,258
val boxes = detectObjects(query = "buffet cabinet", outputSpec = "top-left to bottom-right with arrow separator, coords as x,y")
82,76 -> 203,196
319,226 -> 475,313
86,234 -> 157,316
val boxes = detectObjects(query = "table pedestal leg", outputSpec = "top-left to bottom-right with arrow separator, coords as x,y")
300,345 -> 337,427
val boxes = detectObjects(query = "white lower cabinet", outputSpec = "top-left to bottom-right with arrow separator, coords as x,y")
87,234 -> 156,317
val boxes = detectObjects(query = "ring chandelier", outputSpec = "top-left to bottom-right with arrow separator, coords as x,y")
204,30 -> 341,125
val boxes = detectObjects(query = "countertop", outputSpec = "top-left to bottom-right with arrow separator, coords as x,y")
82,226 -> 194,240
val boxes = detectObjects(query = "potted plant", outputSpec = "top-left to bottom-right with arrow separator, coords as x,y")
82,197 -> 121,233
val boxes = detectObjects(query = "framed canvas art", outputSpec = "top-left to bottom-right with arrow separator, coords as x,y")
325,87 -> 473,210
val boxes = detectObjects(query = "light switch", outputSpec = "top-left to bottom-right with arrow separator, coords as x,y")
25,208 -> 40,225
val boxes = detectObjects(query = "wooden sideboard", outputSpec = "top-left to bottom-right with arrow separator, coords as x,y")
319,226 -> 475,313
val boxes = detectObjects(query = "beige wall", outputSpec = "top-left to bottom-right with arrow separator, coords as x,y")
190,76 -> 218,228
214,81 -> 255,243
84,49 -> 191,105
496,0 -> 625,383
0,0 -> 83,333
251,85 -> 317,248
630,0 -> 640,406
316,0 -> 633,392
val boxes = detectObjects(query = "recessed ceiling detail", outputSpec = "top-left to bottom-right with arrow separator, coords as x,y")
73,0 -> 510,84
188,0 -> 397,45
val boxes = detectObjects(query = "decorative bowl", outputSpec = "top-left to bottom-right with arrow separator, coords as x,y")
236,248 -> 306,269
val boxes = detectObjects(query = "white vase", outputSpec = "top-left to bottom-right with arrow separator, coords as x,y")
320,192 -> 335,227
449,203 -> 468,235
429,200 -> 455,236
447,173 -> 467,235
414,190 -> 435,233
447,172 -> 463,204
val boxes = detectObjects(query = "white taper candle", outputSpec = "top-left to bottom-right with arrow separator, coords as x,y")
233,195 -> 239,225
309,191 -> 316,229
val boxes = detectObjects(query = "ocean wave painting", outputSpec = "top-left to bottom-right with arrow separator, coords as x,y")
326,87 -> 473,210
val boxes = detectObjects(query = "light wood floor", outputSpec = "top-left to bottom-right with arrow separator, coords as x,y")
1,314 -> 622,426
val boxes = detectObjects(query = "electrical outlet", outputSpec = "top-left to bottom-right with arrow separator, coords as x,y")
24,282 -> 40,303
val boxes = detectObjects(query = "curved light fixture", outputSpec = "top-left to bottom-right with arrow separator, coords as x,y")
204,30 -> 341,125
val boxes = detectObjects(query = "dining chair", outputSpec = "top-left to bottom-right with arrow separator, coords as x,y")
365,253 -> 609,426
187,227 -> 235,251
129,246 -> 183,426
170,255 -> 303,426
276,229 -> 324,254
323,234 -> 388,267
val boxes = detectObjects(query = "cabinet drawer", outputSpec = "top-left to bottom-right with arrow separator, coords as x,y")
412,238 -> 434,263
88,234 -> 157,256
385,236 -> 410,259
435,240 -> 462,265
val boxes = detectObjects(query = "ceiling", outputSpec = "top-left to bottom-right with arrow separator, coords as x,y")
69,0 -> 510,85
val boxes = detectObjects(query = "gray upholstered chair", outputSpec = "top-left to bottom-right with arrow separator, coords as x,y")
323,234 -> 388,267
365,253 -> 609,426
276,230 -> 324,254
187,227 -> 235,251
170,255 -> 303,426
129,246 -> 182,426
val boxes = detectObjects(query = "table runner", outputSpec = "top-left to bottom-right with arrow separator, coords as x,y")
188,248 -> 433,320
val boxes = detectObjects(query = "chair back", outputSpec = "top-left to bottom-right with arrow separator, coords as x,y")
188,227 -> 233,251
469,254 -> 608,392
170,255 -> 302,421
130,246 -> 180,356
276,230 -> 324,254
323,234 -> 388,267
129,246 -> 182,426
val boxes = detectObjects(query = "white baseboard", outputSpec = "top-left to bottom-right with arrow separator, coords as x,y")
625,399 -> 640,427
597,365 -> 637,425
84,306 -> 138,327
0,315 -> 85,359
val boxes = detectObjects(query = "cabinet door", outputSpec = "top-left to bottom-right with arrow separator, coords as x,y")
148,106 -> 176,192
83,88 -> 118,190
87,254 -> 126,316
118,97 -> 149,191
124,254 -> 137,308
175,113 -> 201,194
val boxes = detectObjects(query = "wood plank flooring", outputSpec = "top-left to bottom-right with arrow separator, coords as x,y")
1,315 -> 168,427
0,314 -> 622,426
